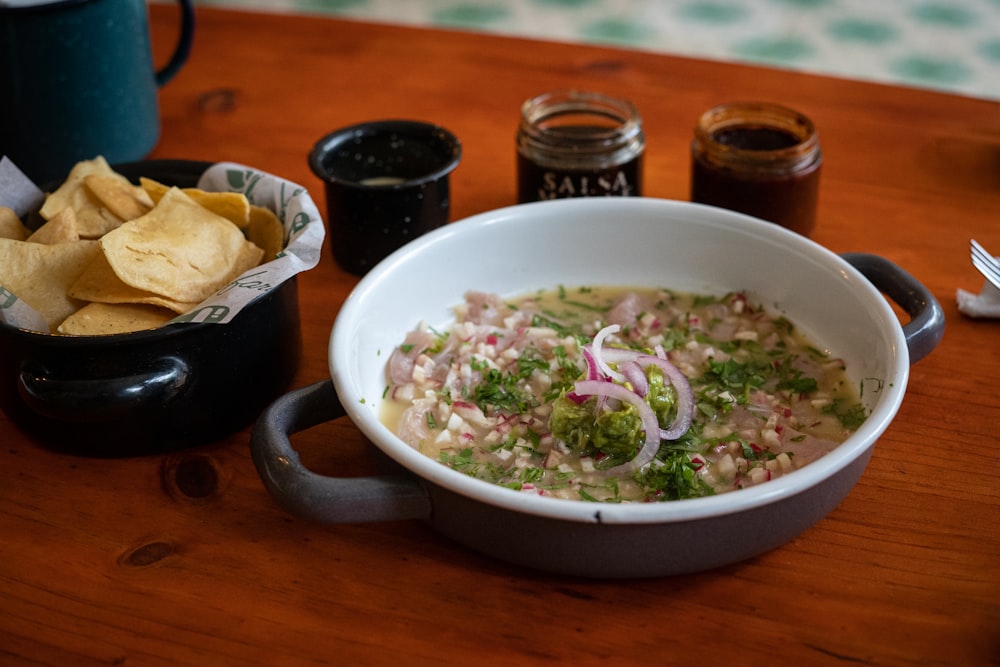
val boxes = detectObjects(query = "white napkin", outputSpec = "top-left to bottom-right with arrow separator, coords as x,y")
957,279 -> 1000,319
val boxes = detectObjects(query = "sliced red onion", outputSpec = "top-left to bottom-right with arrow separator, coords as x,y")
566,346 -> 599,404
601,347 -> 694,441
591,324 -> 625,382
620,360 -> 648,397
581,346 -> 601,381
572,379 -> 661,476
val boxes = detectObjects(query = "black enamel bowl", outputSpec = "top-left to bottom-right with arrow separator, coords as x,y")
0,161 -> 301,457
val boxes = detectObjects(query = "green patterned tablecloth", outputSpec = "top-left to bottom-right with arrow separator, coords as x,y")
194,0 -> 1000,101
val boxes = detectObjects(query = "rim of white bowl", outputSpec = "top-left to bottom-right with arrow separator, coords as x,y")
330,197 -> 908,525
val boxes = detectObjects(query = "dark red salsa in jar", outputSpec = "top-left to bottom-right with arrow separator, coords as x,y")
517,90 -> 644,203
690,102 -> 822,236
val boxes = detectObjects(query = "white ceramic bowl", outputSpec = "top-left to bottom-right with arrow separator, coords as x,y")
251,197 -> 943,577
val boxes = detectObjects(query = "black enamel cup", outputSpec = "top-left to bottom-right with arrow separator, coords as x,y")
0,161 -> 301,457
309,120 -> 461,276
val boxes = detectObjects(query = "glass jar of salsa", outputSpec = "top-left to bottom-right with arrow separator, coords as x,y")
690,102 -> 822,236
516,90 -> 644,203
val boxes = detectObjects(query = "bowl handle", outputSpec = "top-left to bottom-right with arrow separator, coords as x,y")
250,379 -> 432,524
18,356 -> 190,421
840,253 -> 945,364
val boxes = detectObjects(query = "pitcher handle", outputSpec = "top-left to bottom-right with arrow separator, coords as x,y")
155,0 -> 196,86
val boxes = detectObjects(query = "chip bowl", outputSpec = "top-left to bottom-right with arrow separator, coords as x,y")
0,160 -> 305,457
251,197 -> 943,578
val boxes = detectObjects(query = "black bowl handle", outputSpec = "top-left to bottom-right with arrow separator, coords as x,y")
18,356 -> 190,421
250,379 -> 432,524
840,253 -> 945,364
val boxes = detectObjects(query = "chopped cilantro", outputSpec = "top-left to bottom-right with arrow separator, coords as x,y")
770,356 -> 819,394
636,451 -> 713,500
692,293 -> 726,307
466,348 -> 550,414
530,313 -> 588,342
425,326 -> 449,354
824,399 -> 868,430
557,285 -> 611,313
702,358 -> 769,400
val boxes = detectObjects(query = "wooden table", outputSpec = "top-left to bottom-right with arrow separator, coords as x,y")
3,6 -> 998,666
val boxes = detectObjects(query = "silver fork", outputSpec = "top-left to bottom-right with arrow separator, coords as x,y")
970,239 -> 1000,290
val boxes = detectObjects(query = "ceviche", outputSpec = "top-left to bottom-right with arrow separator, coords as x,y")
382,287 -> 869,502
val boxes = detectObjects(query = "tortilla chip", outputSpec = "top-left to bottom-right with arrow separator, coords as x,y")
98,187 -> 264,304
0,207 -> 29,241
84,173 -> 153,221
140,177 -> 251,228
246,204 -> 285,261
138,177 -> 174,207
68,251 -> 199,314
10,158 -> 281,335
0,239 -> 100,331
38,156 -> 122,238
26,207 -> 79,244
57,302 -> 175,336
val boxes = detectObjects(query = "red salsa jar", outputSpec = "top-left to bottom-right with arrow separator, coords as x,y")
690,102 -> 822,236
517,90 -> 644,203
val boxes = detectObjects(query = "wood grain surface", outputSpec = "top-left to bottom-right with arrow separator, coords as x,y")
2,6 -> 998,666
